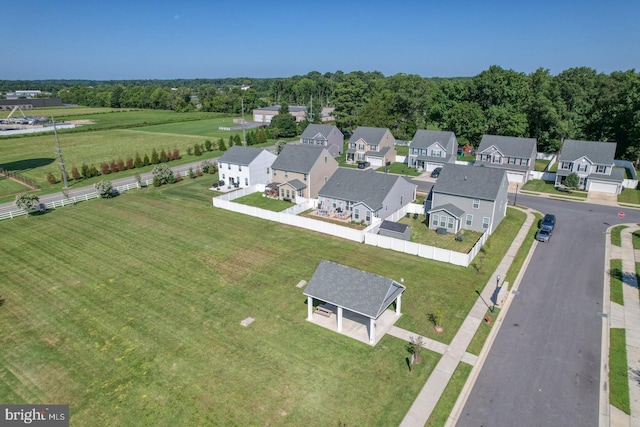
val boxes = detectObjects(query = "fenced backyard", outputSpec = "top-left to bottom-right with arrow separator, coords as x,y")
213,187 -> 490,267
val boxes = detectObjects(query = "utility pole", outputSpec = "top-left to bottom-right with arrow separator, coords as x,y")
309,95 -> 313,123
52,115 -> 69,188
241,98 -> 247,146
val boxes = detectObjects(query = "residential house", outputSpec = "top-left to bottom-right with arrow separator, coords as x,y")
346,126 -> 397,167
317,168 -> 417,225
475,135 -> 537,183
554,139 -> 623,194
300,124 -> 344,157
217,145 -> 277,188
425,164 -> 509,234
408,130 -> 459,172
270,144 -> 338,200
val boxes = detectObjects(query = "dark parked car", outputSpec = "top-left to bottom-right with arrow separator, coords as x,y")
357,161 -> 370,169
430,167 -> 442,178
536,227 -> 552,243
540,214 -> 556,231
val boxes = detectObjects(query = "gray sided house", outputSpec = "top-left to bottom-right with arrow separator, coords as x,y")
346,126 -> 397,167
270,144 -> 338,200
426,164 -> 509,234
475,135 -> 537,183
300,124 -> 344,157
408,130 -> 458,172
317,168 -> 417,225
217,145 -> 277,189
554,139 -> 623,194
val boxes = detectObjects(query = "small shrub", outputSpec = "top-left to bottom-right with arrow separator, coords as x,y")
172,148 -> 180,160
218,138 -> 227,151
117,158 -> 126,171
143,154 -> 150,166
193,143 -> 202,156
94,180 -> 114,198
159,149 -> 168,163
125,156 -> 134,170
174,172 -> 182,182
89,165 -> 100,177
188,167 -> 196,179
166,148 -> 174,161
15,193 -> 40,214
204,139 -> 212,151
151,148 -> 159,164
151,164 -> 175,186
101,162 -> 110,175
71,166 -> 81,181
196,168 -> 203,177
46,172 -> 57,184
109,160 -> 118,173
187,147 -> 193,156
134,153 -> 143,168
81,163 -> 90,179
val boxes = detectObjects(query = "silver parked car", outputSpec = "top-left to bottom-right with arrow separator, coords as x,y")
536,227 -> 552,243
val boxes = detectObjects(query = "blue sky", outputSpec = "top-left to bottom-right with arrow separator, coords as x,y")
2,0 -> 639,80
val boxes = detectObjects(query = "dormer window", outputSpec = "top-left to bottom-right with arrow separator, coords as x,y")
596,165 -> 607,173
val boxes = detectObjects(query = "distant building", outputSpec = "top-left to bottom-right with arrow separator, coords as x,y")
6,90 -> 42,99
252,105 -> 335,124
0,98 -> 63,110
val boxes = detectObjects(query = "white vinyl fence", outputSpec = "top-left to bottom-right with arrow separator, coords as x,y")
0,171 -> 190,221
213,187 -> 488,267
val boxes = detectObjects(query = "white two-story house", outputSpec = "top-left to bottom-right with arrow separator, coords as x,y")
345,126 -> 396,167
554,139 -> 623,194
217,146 -> 277,189
475,135 -> 537,184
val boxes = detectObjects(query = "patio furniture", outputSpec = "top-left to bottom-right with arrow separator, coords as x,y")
315,306 -> 333,317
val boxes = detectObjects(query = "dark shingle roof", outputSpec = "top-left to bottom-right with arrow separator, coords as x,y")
349,126 -> 390,145
300,124 -> 338,139
428,203 -> 465,218
410,130 -> 455,150
304,260 -> 406,319
255,105 -> 307,112
478,135 -> 537,159
318,168 -> 416,211
433,164 -> 507,201
285,179 -> 306,191
271,144 -> 326,174
379,220 -> 409,233
218,146 -> 267,166
559,139 -> 617,164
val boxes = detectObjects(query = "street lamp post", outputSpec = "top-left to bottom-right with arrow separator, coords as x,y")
513,184 -> 519,206
496,274 -> 501,289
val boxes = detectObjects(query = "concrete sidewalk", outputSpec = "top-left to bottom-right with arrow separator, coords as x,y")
400,207 -> 536,427
607,226 -> 640,427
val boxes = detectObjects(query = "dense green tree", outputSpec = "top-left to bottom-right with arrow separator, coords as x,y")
445,101 -> 486,146
269,104 -> 297,137
333,74 -> 368,130
15,193 -> 40,214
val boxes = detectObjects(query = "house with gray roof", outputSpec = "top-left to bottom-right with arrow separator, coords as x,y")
346,126 -> 396,167
554,139 -> 623,194
304,260 -> 405,345
425,164 -> 508,234
300,124 -> 344,157
408,130 -> 459,172
217,146 -> 277,189
475,135 -> 537,183
317,168 -> 417,225
270,144 -> 338,199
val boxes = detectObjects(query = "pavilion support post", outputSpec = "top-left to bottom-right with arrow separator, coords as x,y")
337,307 -> 343,331
369,318 -> 376,344
396,294 -> 402,316
307,296 -> 313,320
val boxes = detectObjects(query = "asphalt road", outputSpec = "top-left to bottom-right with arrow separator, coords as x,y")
457,195 -> 640,427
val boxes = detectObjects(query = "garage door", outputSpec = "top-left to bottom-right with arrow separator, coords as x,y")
506,172 -> 525,183
368,158 -> 383,167
426,163 -> 443,172
587,180 -> 619,194
254,114 -> 264,122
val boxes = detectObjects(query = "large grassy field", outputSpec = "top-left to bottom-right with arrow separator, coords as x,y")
0,178 -> 525,425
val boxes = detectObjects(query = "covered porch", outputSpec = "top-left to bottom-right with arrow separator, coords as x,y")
303,260 -> 406,346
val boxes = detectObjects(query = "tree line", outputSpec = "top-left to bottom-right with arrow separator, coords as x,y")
4,66 -> 639,159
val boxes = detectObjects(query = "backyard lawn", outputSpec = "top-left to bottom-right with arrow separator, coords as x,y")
232,191 -> 294,211
376,162 -> 421,176
534,159 -> 550,172
619,187 -> 640,205
0,178 -> 527,425
398,214 -> 484,252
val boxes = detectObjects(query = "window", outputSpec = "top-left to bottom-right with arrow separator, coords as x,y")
227,163 -> 231,169
481,154 -> 491,162
431,149 -> 442,158
359,144 -> 365,150
332,199 -> 336,208
238,165 -> 242,171
432,214 -> 439,226
440,216 -> 446,227
366,211 -> 371,222
324,156 -> 327,163
508,157 -> 516,165
466,214 -> 473,226
473,199 -> 479,209
492,156 -> 501,163
222,173 -> 225,180
324,176 -> 328,183
370,145 -> 378,151
448,217 -> 454,229
303,174 -> 307,181
354,209 -> 359,220
244,178 -> 248,186
285,171 -> 288,178
482,217 -> 490,229
266,167 -> 270,175
596,165 -> 606,173
561,162 -> 571,170
577,163 -> 588,172
273,170 -> 277,176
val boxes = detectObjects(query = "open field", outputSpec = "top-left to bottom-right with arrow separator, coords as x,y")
0,106 -> 122,119
0,176 -> 31,197
0,178 -> 525,425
